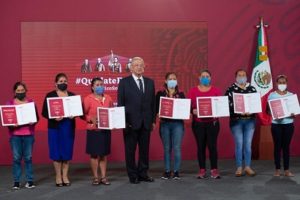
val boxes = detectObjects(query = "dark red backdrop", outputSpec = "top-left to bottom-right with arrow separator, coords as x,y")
0,0 -> 299,165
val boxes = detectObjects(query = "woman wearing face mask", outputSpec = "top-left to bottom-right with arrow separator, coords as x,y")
155,72 -> 185,180
83,77 -> 113,185
7,82 -> 39,190
268,75 -> 295,177
42,73 -> 76,187
187,69 -> 222,179
225,69 -> 257,177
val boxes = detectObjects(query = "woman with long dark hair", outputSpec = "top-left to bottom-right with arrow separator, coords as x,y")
7,82 -> 39,189
42,73 -> 76,187
188,69 -> 222,179
83,77 -> 113,185
156,72 -> 185,180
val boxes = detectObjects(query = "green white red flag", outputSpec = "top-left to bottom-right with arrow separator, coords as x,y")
250,18 -> 273,125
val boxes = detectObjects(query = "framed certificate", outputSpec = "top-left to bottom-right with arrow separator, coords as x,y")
48,98 -> 65,118
97,106 -> 126,130
159,97 -> 191,120
197,96 -> 230,118
0,106 -> 17,126
159,98 -> 174,118
233,93 -> 262,114
197,97 -> 213,117
98,108 -> 110,129
47,95 -> 83,119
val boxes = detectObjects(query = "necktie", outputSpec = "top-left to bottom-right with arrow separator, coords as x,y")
137,78 -> 144,93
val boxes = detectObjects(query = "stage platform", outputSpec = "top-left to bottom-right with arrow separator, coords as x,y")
1,159 -> 300,200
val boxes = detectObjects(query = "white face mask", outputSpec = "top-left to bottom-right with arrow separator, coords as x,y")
277,84 -> 287,92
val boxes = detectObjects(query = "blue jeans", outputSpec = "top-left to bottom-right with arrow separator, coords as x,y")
160,121 -> 184,172
230,119 -> 255,168
9,135 -> 35,182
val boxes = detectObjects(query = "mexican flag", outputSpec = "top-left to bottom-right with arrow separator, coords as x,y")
250,18 -> 273,125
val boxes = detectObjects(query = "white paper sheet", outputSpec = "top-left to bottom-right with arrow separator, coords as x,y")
233,93 -> 262,114
97,106 -> 126,130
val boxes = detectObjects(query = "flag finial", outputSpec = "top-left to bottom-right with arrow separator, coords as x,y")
256,17 -> 269,28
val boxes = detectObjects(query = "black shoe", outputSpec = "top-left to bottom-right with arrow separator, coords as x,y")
12,182 -> 20,190
129,178 -> 140,184
25,181 -> 36,189
63,182 -> 71,186
173,171 -> 181,180
139,176 -> 154,182
56,182 -> 63,187
161,171 -> 171,180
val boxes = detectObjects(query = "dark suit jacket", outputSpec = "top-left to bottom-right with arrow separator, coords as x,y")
118,75 -> 156,130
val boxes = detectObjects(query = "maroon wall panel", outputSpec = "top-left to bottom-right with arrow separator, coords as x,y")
0,0 -> 299,164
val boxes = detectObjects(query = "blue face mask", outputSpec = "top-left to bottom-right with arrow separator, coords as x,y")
167,80 -> 177,89
94,86 -> 105,95
199,77 -> 211,86
236,77 -> 247,85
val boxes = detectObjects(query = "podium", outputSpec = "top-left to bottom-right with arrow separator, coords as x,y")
253,125 -> 273,160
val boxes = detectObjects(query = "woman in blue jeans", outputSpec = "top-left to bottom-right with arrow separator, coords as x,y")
6,82 -> 39,189
225,69 -> 257,177
156,72 -> 185,180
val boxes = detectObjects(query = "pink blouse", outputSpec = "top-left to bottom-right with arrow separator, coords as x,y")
83,93 -> 113,130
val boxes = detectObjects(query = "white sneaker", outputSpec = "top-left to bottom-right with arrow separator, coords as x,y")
12,182 -> 20,190
25,182 -> 36,189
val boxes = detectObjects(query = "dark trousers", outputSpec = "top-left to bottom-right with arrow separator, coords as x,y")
123,125 -> 151,180
271,123 -> 294,170
192,121 -> 220,169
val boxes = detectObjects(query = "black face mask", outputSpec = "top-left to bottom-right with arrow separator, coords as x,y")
15,92 -> 26,101
57,83 -> 68,91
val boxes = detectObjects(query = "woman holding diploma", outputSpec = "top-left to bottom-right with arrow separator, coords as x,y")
42,73 -> 76,187
268,75 -> 295,177
7,82 -> 38,189
83,77 -> 113,185
225,69 -> 257,177
187,69 -> 222,179
156,72 -> 185,180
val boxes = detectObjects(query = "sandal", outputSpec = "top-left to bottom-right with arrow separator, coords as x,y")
273,170 -> 281,177
284,171 -> 294,177
92,177 -> 100,185
100,177 -> 111,185
235,168 -> 243,177
244,167 -> 256,177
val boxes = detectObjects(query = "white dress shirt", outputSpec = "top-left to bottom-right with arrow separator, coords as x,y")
132,74 -> 145,92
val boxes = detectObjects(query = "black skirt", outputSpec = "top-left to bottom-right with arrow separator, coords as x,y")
86,129 -> 111,156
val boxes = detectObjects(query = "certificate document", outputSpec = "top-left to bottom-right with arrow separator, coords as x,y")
47,95 -> 83,119
159,97 -> 191,120
268,94 -> 300,119
97,106 -> 126,130
233,93 -> 262,114
0,102 -> 37,126
197,96 -> 230,118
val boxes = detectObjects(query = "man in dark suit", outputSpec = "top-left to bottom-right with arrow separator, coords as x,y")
117,57 -> 156,184
81,59 -> 92,73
